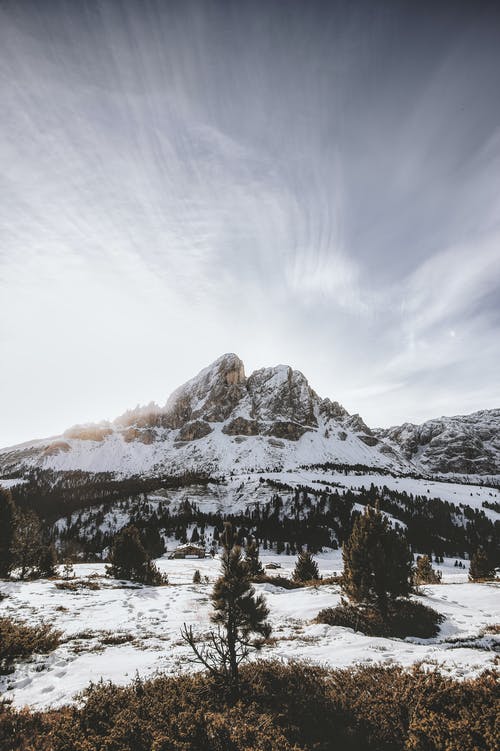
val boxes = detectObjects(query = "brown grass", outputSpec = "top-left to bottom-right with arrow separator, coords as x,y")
0,660 -> 497,751
0,618 -> 61,675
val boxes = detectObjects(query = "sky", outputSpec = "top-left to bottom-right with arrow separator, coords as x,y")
1,0 -> 500,447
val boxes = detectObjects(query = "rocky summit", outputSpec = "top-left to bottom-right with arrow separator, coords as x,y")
0,354 -> 498,478
376,409 -> 500,475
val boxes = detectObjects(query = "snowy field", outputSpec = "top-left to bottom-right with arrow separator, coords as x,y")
1,552 -> 498,710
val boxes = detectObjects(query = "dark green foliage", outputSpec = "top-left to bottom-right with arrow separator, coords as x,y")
37,544 -> 58,578
244,538 -> 263,577
1,661 -> 497,751
0,489 -> 16,578
107,526 -> 167,585
190,526 -> 200,543
193,569 -> 201,584
182,523 -> 270,699
342,504 -> 412,614
469,547 -> 496,581
413,554 -> 442,586
0,617 -> 61,674
11,509 -> 43,580
316,598 -> 444,638
292,549 -> 320,582
35,467 -> 497,566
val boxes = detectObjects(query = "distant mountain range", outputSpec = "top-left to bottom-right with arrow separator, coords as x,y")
1,354 -> 498,478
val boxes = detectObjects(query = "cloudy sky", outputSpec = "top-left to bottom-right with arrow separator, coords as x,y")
1,0 -> 499,447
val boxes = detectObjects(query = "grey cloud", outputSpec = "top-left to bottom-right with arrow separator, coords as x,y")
0,0 -> 499,445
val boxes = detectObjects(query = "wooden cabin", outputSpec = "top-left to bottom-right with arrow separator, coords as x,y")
168,543 -> 206,559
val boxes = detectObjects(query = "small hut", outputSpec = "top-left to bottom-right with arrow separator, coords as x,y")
168,543 -> 206,559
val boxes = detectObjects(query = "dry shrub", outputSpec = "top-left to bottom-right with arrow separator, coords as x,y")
0,661 -> 497,751
327,664 -> 499,751
0,617 -> 61,674
316,599 -> 444,639
55,579 -> 100,591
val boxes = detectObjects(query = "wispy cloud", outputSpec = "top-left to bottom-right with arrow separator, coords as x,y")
0,0 -> 499,444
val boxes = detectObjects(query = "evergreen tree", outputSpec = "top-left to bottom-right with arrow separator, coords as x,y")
342,504 -> 412,615
11,509 -> 43,580
181,523 -> 270,700
38,543 -> 58,578
292,550 -> 320,582
190,526 -> 200,543
469,548 -> 495,581
107,526 -> 166,585
62,560 -> 74,580
0,488 -> 16,578
244,538 -> 263,577
413,555 -> 441,587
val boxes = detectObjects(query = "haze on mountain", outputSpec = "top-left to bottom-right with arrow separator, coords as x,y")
1,0 -> 500,447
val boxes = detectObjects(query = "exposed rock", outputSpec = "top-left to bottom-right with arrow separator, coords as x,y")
42,441 -> 71,456
164,353 -> 247,427
319,398 -> 349,421
267,421 -> 308,441
247,365 -> 317,427
122,428 -> 156,445
268,438 -> 285,448
358,435 -> 379,447
114,402 -> 162,429
64,426 -> 113,442
343,414 -> 373,436
177,420 -> 213,442
376,409 -> 500,474
222,417 -> 260,436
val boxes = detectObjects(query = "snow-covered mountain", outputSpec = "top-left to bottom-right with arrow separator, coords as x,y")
0,354 -> 403,477
0,354 -> 498,478
376,409 -> 500,475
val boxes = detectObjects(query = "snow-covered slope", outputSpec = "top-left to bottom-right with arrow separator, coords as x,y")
0,354 -> 406,477
1,354 -> 498,478
376,409 -> 500,475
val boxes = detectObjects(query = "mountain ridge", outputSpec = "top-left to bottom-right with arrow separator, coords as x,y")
1,353 -> 498,478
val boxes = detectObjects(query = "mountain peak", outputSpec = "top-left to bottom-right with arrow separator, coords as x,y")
2,355 -> 498,478
163,353 -> 247,428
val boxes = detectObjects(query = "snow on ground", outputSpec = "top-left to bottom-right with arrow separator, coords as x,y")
259,470 -> 500,521
1,552 -> 498,710
133,470 -> 499,520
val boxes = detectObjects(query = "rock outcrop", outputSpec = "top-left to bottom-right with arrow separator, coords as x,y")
376,409 -> 500,474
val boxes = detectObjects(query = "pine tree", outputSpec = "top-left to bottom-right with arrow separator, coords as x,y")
292,550 -> 320,582
62,560 -> 74,580
469,548 -> 495,581
244,538 -> 264,577
413,555 -> 441,587
181,523 -> 270,700
0,488 -> 16,578
107,526 -> 166,585
38,543 -> 58,578
342,504 -> 412,615
11,509 -> 43,580
190,526 -> 200,543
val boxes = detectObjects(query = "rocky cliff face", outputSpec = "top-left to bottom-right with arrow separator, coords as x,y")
376,409 -> 500,475
0,354 -> 498,478
0,353 -> 407,476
